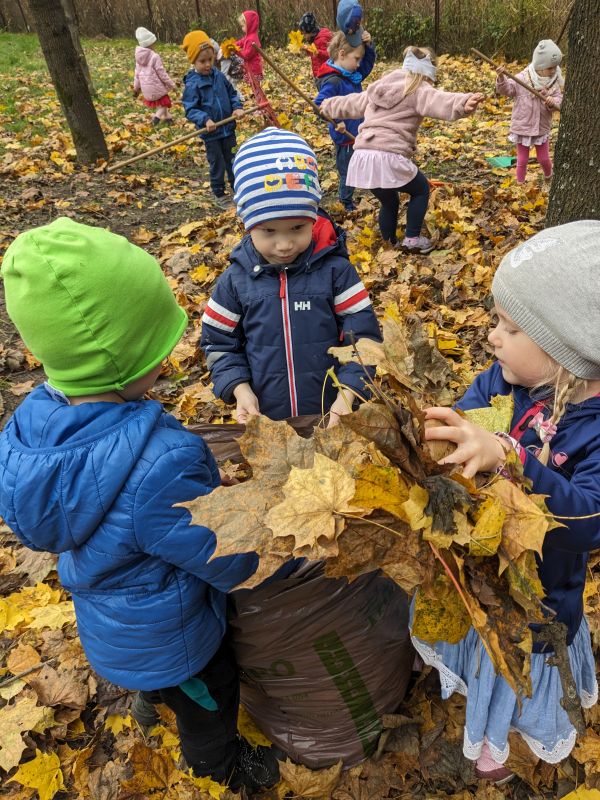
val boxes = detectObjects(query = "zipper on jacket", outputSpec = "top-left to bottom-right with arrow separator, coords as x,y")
279,271 -> 298,416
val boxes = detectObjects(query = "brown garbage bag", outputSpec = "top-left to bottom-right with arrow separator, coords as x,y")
229,561 -> 414,769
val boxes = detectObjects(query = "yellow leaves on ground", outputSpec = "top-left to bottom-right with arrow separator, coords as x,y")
562,788 -> 600,800
11,749 -> 64,800
572,729 -> 600,777
0,695 -> 54,771
287,30 -> 305,54
0,584 -> 73,633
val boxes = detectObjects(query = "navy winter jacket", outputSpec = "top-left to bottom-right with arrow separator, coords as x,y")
182,67 -> 242,140
200,212 -> 382,419
314,45 -> 376,146
0,386 -> 258,690
457,362 -> 600,650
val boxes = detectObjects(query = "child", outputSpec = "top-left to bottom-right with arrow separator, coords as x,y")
236,10 -> 263,82
133,27 -> 176,125
182,30 -> 245,210
421,221 -> 600,781
496,39 -> 563,183
320,47 -> 484,253
0,218 -> 281,793
298,12 -> 332,79
200,127 -> 381,424
315,28 -> 375,212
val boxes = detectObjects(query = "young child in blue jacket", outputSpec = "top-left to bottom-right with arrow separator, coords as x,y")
200,127 -> 381,424
0,218 -> 279,793
421,222 -> 600,782
314,17 -> 375,211
181,30 -> 244,210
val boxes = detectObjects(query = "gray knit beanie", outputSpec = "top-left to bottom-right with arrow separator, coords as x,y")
532,39 -> 562,70
492,221 -> 600,380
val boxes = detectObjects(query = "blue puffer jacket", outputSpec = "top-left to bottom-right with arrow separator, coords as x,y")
0,386 -> 258,690
200,211 -> 382,419
314,45 -> 376,146
182,67 -> 242,140
458,362 -> 600,650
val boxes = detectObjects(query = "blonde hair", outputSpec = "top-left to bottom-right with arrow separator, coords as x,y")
533,363 -> 588,465
402,46 -> 437,96
328,30 -> 364,61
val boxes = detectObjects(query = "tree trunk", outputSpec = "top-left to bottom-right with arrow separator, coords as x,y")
16,0 -> 31,31
331,0 -> 337,28
28,0 -> 108,163
546,0 -> 600,226
61,0 -> 95,96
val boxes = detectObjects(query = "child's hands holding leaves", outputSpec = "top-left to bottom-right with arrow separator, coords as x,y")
233,383 -> 260,424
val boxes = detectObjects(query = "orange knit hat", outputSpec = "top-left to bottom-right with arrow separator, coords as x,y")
181,30 -> 212,63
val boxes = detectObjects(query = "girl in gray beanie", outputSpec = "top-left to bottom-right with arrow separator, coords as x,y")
496,39 -> 563,183
419,220 -> 600,782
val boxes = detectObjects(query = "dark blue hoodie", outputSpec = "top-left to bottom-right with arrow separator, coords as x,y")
0,386 -> 258,689
182,66 -> 242,140
457,362 -> 600,650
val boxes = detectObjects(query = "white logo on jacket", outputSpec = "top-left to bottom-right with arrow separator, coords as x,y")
294,301 -> 311,311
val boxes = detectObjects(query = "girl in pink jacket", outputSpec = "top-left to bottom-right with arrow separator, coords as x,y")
321,47 -> 483,254
133,27 -> 176,126
496,39 -> 563,183
236,10 -> 263,81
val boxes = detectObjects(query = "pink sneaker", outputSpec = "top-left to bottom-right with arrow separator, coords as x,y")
401,235 -> 434,254
475,743 -> 515,785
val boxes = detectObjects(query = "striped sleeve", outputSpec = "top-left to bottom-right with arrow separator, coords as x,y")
334,281 -> 371,316
202,298 -> 241,332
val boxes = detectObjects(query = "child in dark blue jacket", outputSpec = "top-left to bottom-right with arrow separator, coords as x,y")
421,222 -> 600,782
0,218 -> 279,793
314,29 -> 375,211
200,127 -> 381,424
181,30 -> 244,210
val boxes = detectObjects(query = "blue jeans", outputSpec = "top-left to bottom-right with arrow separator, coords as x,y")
335,144 -> 355,209
371,170 -> 430,240
204,133 -> 236,197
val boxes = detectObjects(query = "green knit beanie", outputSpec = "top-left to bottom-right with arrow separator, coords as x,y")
1,217 -> 188,396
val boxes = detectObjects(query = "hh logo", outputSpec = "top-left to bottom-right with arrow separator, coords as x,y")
294,301 -> 311,311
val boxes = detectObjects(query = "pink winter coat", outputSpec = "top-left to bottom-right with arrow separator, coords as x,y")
236,10 -> 263,78
320,69 -> 474,157
133,46 -> 176,101
496,69 -> 562,138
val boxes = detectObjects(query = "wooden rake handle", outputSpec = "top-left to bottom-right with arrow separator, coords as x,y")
252,43 -> 356,144
470,48 -> 560,109
105,105 -> 263,173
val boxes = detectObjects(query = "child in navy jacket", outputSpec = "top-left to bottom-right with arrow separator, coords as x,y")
182,30 -> 244,210
315,29 -> 375,211
421,222 -> 600,782
200,127 -> 381,424
0,218 -> 279,793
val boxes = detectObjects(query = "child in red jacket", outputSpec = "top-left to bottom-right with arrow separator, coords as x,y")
298,12 -> 332,80
236,10 -> 263,81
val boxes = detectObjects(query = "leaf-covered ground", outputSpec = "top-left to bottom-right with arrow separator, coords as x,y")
1,31 -> 599,800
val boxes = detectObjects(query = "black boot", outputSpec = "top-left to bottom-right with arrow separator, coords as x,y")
131,692 -> 161,728
227,736 -> 281,792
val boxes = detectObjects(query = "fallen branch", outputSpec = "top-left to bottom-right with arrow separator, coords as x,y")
0,657 -> 57,687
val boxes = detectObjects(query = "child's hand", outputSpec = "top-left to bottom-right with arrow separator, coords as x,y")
464,93 -> 485,115
205,118 -> 217,132
327,390 -> 354,428
545,96 -> 558,110
424,407 -> 511,478
233,383 -> 260,424
132,88 -> 141,97
334,121 -> 347,134
495,66 -> 506,76
232,108 -> 245,119
362,30 -> 372,46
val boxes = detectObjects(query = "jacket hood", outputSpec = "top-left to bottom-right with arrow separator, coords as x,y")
0,386 -> 164,553
366,69 -> 410,109
242,10 -> 260,35
316,62 -> 342,79
135,46 -> 154,66
229,213 -> 346,275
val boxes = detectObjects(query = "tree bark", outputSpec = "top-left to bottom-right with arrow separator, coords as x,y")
16,0 -> 31,31
546,0 -> 600,226
61,0 -> 95,96
28,0 -> 108,163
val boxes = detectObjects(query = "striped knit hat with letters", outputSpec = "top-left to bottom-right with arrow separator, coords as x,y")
233,127 -> 322,230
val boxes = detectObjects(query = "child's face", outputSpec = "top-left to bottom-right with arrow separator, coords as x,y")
302,32 -> 316,43
239,14 -> 247,33
537,66 -> 556,77
250,218 -> 314,265
194,47 -> 215,75
336,44 -> 364,72
488,304 -> 552,387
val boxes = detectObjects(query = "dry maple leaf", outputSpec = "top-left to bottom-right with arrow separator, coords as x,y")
287,30 -> 305,54
280,758 -> 343,798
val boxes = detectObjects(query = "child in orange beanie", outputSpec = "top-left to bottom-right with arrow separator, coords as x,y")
181,30 -> 245,210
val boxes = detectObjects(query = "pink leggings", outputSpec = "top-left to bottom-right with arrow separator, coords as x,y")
516,141 -> 552,182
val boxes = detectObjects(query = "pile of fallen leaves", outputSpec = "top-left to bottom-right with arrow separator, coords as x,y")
2,32 -> 600,800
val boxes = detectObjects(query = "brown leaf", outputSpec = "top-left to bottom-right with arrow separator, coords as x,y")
279,758 -> 343,798
26,664 -> 89,709
239,414 -> 315,480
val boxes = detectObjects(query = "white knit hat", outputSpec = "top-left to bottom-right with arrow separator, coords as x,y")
136,27 -> 157,47
532,39 -> 562,70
